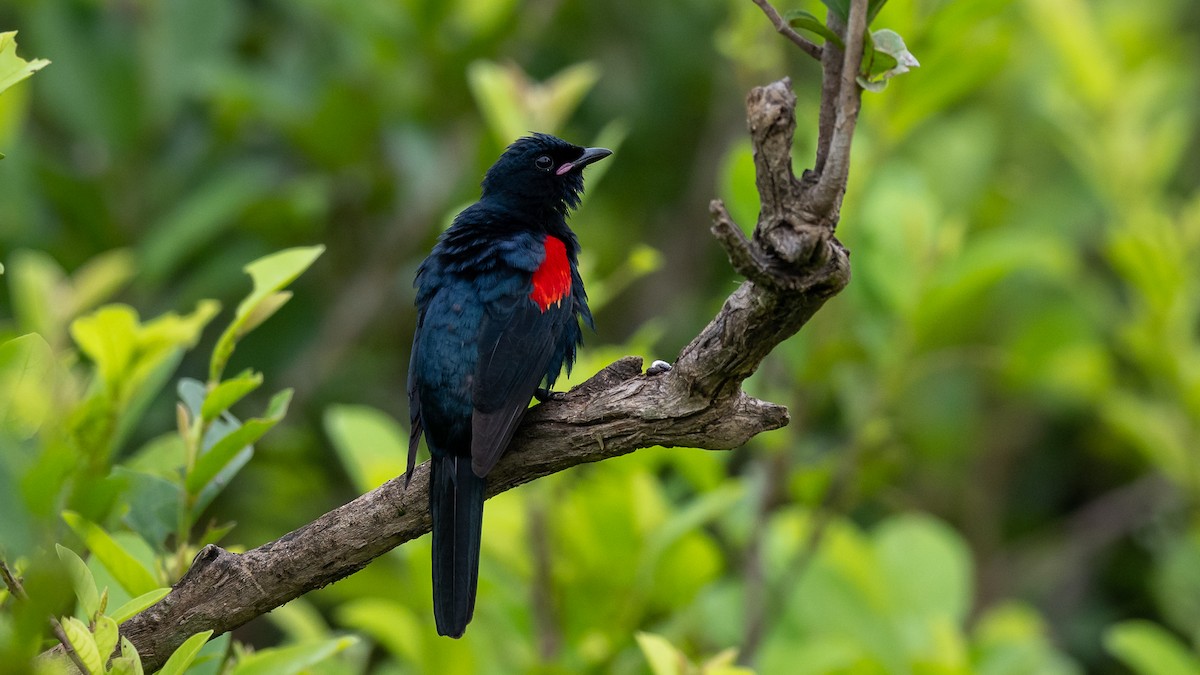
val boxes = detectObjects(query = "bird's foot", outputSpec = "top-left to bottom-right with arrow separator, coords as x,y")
646,360 -> 673,375
534,387 -> 568,403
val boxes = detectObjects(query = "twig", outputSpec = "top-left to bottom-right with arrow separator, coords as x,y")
749,0 -> 824,60
2,559 -> 89,675
811,0 -> 867,215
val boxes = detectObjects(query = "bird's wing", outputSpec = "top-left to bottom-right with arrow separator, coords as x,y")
470,291 -> 571,477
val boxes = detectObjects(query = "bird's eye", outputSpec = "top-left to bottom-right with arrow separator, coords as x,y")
534,155 -> 554,171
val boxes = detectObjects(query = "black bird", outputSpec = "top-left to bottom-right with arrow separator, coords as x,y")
407,133 -> 611,637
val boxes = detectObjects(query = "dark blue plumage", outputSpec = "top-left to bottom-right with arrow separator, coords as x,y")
406,134 -> 609,638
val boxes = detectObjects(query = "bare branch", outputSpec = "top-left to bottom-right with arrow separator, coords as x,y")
812,0 -> 868,215
749,0 -> 823,60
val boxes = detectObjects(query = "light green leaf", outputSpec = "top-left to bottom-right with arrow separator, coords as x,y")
0,32 -> 50,96
69,305 -> 138,388
110,588 -> 171,623
186,389 -> 292,495
8,249 -> 65,340
335,598 -> 425,666
60,616 -> 102,675
209,246 -> 324,382
467,60 -> 600,144
68,248 -> 136,317
55,544 -> 100,619
158,630 -> 214,675
118,636 -> 144,675
61,511 -> 159,597
267,598 -> 332,644
235,291 -> 291,340
323,404 -> 409,492
874,513 -> 972,621
201,370 -> 264,422
700,648 -> 755,675
636,632 -> 687,675
858,29 -> 919,92
467,60 -> 527,145
71,302 -> 219,398
0,333 -> 55,438
229,636 -> 357,675
93,615 -> 119,664
539,62 -> 602,134
188,633 -> 232,675
1106,620 -> 1200,675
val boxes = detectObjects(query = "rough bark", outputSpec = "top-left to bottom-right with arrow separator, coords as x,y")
43,2 -> 865,668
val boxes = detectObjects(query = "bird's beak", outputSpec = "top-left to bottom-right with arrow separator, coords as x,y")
556,147 -> 613,175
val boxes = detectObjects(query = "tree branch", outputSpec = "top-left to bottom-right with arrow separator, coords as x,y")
811,0 -> 867,216
749,0 -> 824,61
43,61 -> 865,673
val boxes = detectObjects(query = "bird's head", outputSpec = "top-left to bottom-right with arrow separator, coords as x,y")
480,133 -> 612,217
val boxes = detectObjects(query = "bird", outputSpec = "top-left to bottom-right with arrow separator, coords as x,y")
406,133 -> 610,638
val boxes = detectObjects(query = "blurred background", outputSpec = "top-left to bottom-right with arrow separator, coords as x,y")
1,0 -> 1199,672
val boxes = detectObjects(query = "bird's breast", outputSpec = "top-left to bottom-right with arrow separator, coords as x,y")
530,235 -> 572,312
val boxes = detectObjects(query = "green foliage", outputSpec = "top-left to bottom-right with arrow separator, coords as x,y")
0,245 -> 322,670
1105,621 -> 1200,675
0,31 -> 49,95
2,0 -> 1199,673
0,30 -> 48,159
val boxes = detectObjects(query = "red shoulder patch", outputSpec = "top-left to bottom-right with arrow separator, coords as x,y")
530,236 -> 572,311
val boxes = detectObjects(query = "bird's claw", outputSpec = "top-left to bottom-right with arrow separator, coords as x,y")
646,360 -> 673,376
534,387 -> 567,403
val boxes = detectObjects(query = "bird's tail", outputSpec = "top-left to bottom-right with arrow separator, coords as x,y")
430,454 -> 486,638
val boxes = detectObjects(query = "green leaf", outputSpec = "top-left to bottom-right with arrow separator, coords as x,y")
783,10 -> 844,48
1106,620 -> 1200,675
188,633 -> 232,675
636,632 -> 687,675
114,467 -> 182,548
334,598 -> 426,666
209,246 -> 324,382
71,302 -> 219,399
467,60 -> 600,144
110,588 -> 170,623
235,291 -> 291,340
62,511 -> 159,597
201,370 -> 263,422
71,305 -> 139,389
93,615 -> 119,664
158,630 -> 214,675
55,544 -> 100,619
0,32 -> 50,96
323,404 -> 409,492
186,389 -> 293,495
874,513 -> 972,621
228,636 -> 357,675
68,248 -> 136,317
60,616 -> 103,675
7,249 -> 65,340
818,0 -> 888,24
118,636 -> 145,675
0,333 -> 55,438
857,29 -> 919,92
